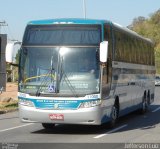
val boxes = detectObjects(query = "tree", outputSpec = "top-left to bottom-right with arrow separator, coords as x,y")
15,49 -> 20,65
129,9 -> 160,73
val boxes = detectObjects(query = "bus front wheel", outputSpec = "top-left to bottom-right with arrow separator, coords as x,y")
109,103 -> 119,128
42,123 -> 55,129
141,92 -> 149,114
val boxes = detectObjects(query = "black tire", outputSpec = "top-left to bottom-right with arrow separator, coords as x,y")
141,93 -> 149,114
42,123 -> 55,129
109,104 -> 119,128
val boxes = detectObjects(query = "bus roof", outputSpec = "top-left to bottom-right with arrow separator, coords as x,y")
28,18 -> 111,25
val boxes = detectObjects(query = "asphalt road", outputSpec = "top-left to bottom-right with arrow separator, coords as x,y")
0,87 -> 160,149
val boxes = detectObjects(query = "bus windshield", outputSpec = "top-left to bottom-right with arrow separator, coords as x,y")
19,47 -> 100,96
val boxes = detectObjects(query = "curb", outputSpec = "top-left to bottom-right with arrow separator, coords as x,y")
0,108 -> 18,115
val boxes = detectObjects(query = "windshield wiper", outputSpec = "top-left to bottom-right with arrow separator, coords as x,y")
36,56 -> 56,96
35,69 -> 54,96
62,73 -> 79,97
36,54 -> 79,97
50,56 -> 55,83
60,58 -> 78,97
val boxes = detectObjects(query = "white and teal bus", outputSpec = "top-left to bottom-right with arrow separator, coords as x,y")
18,19 -> 155,129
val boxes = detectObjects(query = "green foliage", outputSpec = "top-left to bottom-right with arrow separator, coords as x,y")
129,9 -> 160,74
5,102 -> 18,108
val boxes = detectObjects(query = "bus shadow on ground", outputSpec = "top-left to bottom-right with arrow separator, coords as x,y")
114,104 -> 160,132
32,123 -> 107,135
32,104 -> 160,135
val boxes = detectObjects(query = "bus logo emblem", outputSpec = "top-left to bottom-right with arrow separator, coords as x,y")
54,103 -> 59,109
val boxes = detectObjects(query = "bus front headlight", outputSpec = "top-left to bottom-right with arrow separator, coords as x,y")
19,99 -> 35,107
79,99 -> 101,108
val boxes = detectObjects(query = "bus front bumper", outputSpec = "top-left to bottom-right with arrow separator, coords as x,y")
19,104 -> 103,125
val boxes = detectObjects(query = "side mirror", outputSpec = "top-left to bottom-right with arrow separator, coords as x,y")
100,41 -> 108,63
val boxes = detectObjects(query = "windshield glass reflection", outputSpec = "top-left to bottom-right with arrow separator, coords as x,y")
19,47 -> 100,96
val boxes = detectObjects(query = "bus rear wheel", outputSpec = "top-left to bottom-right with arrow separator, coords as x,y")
42,123 -> 55,129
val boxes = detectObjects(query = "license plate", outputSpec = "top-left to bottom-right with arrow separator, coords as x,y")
49,114 -> 64,120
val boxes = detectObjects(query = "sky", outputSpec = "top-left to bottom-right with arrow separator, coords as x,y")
0,0 -> 160,41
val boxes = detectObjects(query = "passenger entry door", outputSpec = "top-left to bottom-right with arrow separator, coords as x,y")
101,24 -> 113,99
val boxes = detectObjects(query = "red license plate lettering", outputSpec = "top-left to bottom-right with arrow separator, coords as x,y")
49,114 -> 64,120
